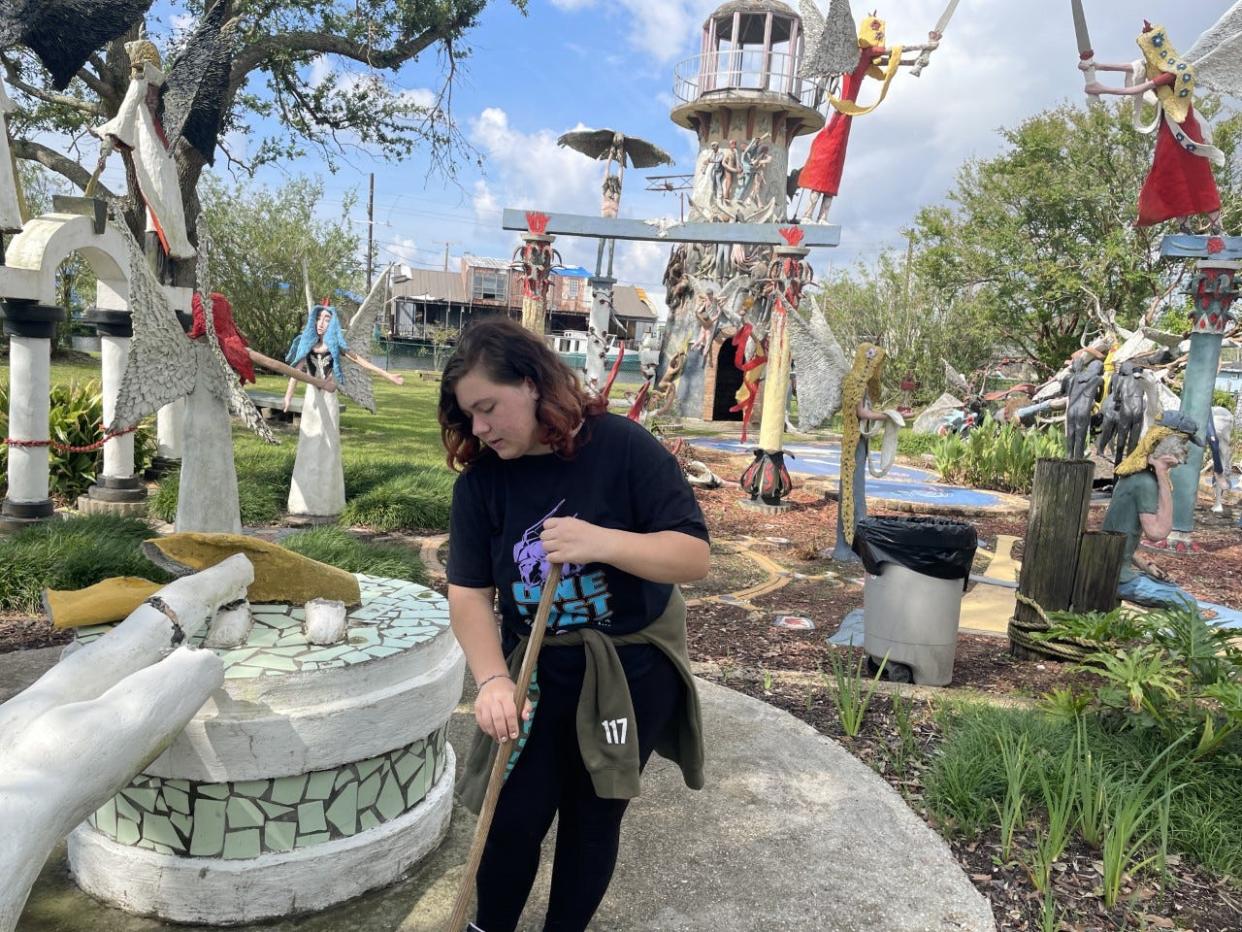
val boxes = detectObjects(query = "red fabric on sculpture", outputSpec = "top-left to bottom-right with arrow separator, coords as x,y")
1137,105 -> 1221,227
798,47 -> 886,196
189,292 -> 256,384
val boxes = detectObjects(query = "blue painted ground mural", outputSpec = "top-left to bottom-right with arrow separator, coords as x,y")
692,438 -> 1012,510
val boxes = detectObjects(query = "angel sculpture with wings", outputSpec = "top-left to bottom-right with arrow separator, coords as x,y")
796,6 -> 941,223
108,213 -> 333,533
1083,6 -> 1242,232
282,269 -> 405,519
786,305 -> 901,561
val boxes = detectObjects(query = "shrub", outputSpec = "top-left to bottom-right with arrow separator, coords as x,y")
281,526 -> 426,584
0,380 -> 153,503
341,460 -> 454,533
0,515 -> 171,613
896,429 -> 939,458
1042,604 -> 1242,759
932,415 -> 1064,493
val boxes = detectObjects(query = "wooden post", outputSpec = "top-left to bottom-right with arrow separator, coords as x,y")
1008,458 -> 1094,658
1070,531 -> 1127,614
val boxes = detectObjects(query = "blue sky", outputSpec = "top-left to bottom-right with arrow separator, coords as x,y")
95,1 -> 1232,311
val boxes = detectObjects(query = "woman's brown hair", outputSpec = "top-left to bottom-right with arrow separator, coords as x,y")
438,317 -> 607,471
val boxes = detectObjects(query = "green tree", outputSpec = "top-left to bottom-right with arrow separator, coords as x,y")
198,173 -> 361,358
913,100 -> 1242,373
813,246 -> 998,404
2,1 -> 522,254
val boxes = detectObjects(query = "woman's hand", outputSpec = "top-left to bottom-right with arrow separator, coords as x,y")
474,675 -> 530,743
541,516 -> 614,565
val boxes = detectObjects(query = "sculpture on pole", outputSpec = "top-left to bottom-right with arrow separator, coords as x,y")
558,129 -> 673,392
739,226 -> 812,510
794,5 -> 943,223
514,212 -> 558,335
1077,3 -> 1242,232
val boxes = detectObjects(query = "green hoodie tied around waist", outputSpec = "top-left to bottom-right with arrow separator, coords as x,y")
458,587 -> 705,814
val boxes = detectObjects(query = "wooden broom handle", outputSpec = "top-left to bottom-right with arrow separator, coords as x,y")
445,562 -> 563,932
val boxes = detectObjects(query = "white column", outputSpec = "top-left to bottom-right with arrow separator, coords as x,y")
6,336 -> 50,504
100,334 -> 135,480
156,399 -> 185,460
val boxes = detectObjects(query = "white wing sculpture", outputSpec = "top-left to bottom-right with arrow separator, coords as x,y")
786,297 -> 848,430
1183,1 -> 1242,97
338,266 -> 392,414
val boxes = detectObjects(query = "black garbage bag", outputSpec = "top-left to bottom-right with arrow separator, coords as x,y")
851,516 -> 977,589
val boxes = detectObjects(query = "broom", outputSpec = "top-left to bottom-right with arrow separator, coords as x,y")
446,561 -> 563,931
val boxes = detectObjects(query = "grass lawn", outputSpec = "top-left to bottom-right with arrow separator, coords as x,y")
2,355 -> 457,533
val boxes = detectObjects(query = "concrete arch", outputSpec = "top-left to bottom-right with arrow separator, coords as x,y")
2,212 -> 129,309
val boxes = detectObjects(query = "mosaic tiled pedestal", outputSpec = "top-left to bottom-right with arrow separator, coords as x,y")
66,574 -> 465,925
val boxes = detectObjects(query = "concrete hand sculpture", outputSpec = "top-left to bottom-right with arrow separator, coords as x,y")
0,555 -> 254,932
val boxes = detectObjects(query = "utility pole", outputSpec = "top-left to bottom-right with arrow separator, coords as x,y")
443,241 -> 450,271
367,173 -> 375,291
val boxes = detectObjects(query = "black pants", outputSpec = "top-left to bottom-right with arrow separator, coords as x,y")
474,646 -> 680,932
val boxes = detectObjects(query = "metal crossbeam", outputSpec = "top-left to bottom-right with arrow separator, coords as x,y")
501,209 -> 840,248
1160,234 -> 1242,260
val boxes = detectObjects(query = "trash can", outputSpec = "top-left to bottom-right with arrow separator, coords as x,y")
852,516 -> 977,686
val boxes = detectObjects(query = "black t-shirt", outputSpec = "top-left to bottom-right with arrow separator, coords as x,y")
447,413 -> 710,654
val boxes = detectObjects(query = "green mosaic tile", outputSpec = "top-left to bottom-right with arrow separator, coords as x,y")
249,654 -> 298,672
347,627 -> 382,647
406,761 -> 431,808
224,665 -> 258,680
376,775 -> 403,821
394,747 -> 424,785
163,785 -> 189,814
164,779 -> 190,793
266,645 -> 310,655
270,774 -> 307,806
115,794 -> 139,823
367,645 -> 405,659
223,828 -> 261,860
219,648 -> 257,665
306,770 -> 335,800
258,800 -> 293,818
251,605 -> 289,614
143,813 -> 181,850
325,783 -> 358,836
359,810 -> 380,832
190,800 -> 226,856
226,797 -> 263,829
95,799 -> 116,836
115,817 -> 140,846
171,812 -> 192,838
149,842 -> 174,855
232,779 -> 269,796
341,651 -> 374,664
289,609 -> 306,620
301,645 -> 354,662
297,801 -> 326,834
295,831 -> 330,849
264,821 -> 296,853
357,772 -> 382,810
245,626 -> 281,647
154,797 -> 168,813
197,783 -> 229,800
356,756 -> 385,780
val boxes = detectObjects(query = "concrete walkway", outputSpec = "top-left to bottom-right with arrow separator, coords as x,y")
11,648 -> 994,932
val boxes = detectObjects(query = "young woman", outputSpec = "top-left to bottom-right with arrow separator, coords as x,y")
440,317 -> 710,932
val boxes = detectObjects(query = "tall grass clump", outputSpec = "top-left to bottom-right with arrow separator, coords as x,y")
281,526 -> 426,584
933,415 -> 1064,493
0,515 -> 170,612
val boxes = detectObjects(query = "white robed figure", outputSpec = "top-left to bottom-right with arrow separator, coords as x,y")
283,269 -> 403,519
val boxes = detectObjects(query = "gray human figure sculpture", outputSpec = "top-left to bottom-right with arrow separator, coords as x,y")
708,142 -> 725,199
1095,362 -> 1148,467
1063,355 -> 1104,460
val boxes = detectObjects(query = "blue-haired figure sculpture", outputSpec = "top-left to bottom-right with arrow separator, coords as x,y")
283,269 -> 404,519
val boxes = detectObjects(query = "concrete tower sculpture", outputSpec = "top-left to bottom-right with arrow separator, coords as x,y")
660,0 -> 828,425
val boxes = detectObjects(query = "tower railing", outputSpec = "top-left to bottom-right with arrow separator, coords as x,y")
673,50 -> 822,110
